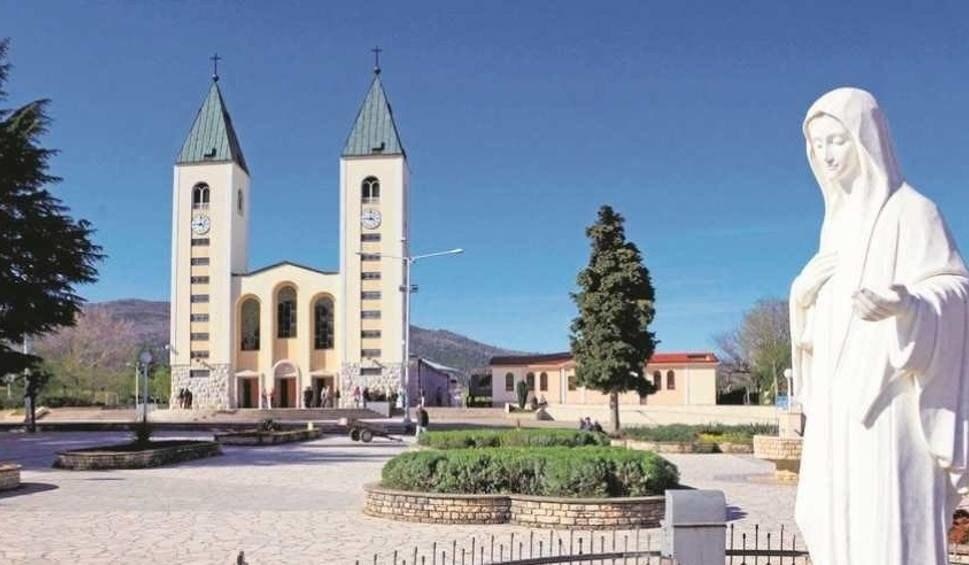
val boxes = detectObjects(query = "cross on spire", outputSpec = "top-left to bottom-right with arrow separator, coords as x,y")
210,53 -> 222,82
371,46 -> 382,75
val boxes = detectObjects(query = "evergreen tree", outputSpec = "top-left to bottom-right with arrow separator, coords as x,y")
570,205 -> 657,434
0,39 -> 103,429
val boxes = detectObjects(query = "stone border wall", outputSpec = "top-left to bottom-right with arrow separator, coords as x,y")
363,484 -> 664,529
54,441 -> 221,470
215,428 -> 322,445
0,463 -> 21,491
612,438 -> 752,454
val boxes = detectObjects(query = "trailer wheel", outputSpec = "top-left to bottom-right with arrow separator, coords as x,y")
360,429 -> 374,443
349,428 -> 361,441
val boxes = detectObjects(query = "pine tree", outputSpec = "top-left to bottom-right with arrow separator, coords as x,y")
0,39 -> 103,429
569,205 -> 657,434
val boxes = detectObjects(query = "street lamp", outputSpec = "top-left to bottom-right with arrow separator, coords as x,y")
138,349 -> 153,426
357,247 -> 463,424
783,368 -> 794,411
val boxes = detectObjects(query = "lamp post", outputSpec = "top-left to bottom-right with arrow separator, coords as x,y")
357,247 -> 463,423
138,349 -> 153,425
783,368 -> 794,411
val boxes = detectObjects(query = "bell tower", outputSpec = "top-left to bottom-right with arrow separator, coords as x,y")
169,70 -> 250,409
339,64 -> 408,403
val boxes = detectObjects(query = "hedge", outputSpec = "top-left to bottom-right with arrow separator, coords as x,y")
623,423 -> 778,445
381,447 -> 679,497
416,428 -> 610,450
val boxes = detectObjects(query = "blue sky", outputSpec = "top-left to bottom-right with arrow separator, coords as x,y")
4,2 -> 969,354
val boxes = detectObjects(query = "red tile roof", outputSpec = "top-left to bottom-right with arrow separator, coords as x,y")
490,351 -> 718,367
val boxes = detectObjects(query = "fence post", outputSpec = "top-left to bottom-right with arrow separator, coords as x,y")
661,489 -> 726,565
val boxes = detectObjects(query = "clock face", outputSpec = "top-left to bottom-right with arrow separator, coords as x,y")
191,214 -> 211,235
361,208 -> 382,230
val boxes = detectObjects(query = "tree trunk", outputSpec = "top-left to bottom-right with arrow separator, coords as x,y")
609,390 -> 620,435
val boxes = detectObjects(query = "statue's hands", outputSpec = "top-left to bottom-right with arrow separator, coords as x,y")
852,285 -> 914,322
793,252 -> 839,307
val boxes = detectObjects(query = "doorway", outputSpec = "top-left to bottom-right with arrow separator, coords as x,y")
238,377 -> 258,408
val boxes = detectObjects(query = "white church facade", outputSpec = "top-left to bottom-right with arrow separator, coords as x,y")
168,66 -> 408,409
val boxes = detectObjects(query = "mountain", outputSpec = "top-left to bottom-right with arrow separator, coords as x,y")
91,299 -> 528,374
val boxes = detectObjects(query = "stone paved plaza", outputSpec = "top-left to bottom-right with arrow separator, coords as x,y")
0,431 -> 800,564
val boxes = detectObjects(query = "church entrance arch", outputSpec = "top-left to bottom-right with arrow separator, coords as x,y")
272,360 -> 299,409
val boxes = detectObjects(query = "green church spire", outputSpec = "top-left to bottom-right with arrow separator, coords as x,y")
342,72 -> 405,158
177,80 -> 249,173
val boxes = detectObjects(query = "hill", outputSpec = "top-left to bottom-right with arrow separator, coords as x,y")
92,299 -> 528,374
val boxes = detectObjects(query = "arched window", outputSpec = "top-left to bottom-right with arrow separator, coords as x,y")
539,372 -> 548,392
237,189 -> 243,215
666,370 -> 676,391
240,299 -> 260,350
277,286 -> 297,338
361,176 -> 380,203
314,297 -> 334,350
192,183 -> 210,209
526,372 -> 535,391
653,370 -> 662,391
505,372 -> 514,392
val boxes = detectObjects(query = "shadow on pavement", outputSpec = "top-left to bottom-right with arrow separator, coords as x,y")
0,482 -> 58,499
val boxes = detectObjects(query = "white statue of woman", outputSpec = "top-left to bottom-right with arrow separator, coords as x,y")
791,87 -> 969,564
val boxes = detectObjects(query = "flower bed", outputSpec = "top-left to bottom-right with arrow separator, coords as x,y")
621,423 -> 776,453
54,440 -> 221,470
416,429 -> 609,450
382,446 -> 678,498
0,463 -> 21,491
215,428 -> 322,446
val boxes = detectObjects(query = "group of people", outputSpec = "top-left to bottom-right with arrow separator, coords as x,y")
578,417 -> 603,434
175,388 -> 193,409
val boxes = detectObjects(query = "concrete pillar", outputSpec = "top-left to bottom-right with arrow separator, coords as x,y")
662,489 -> 726,565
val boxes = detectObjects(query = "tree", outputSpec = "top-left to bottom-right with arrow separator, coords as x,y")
570,205 -> 657,434
714,298 -> 791,404
0,39 -> 103,429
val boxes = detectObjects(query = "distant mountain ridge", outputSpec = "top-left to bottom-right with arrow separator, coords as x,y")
91,299 -> 529,373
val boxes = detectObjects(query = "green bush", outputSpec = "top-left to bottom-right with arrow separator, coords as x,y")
623,423 -> 779,445
417,428 -> 610,450
381,447 -> 679,497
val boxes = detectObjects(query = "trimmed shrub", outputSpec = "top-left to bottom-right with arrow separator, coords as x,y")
381,447 -> 679,497
623,423 -> 779,445
417,428 -> 610,450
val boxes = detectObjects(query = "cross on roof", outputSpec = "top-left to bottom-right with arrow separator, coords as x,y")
372,46 -> 382,75
211,53 -> 222,82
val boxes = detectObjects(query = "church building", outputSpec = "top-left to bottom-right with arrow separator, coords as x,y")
169,64 -> 408,409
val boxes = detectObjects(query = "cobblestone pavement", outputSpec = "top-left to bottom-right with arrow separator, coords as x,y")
0,431 -> 799,564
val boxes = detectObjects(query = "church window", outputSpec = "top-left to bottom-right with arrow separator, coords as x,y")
191,332 -> 209,341
539,372 -> 548,392
190,313 -> 209,322
191,276 -> 209,284
191,257 -> 210,266
277,286 -> 297,338
237,189 -> 243,215
361,233 -> 381,242
361,310 -> 381,319
505,373 -> 514,392
653,371 -> 662,390
666,370 -> 676,390
361,349 -> 381,358
191,294 -> 209,303
190,370 -> 210,378
361,176 -> 380,203
361,367 -> 382,376
360,253 -> 381,262
526,372 -> 535,391
361,291 -> 381,300
192,183 -> 210,209
191,350 -> 209,359
361,272 -> 381,280
314,297 -> 334,350
191,238 -> 209,246
361,329 -> 381,338
240,299 -> 260,351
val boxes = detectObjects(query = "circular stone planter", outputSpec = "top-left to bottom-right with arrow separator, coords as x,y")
215,428 -> 322,446
752,434 -> 802,483
0,463 -> 21,491
363,484 -> 665,529
54,440 -> 221,470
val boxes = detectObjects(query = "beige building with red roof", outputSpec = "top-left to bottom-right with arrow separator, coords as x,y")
489,351 -> 719,407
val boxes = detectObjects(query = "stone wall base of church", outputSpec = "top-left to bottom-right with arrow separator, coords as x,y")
171,364 -> 231,409
339,363 -> 404,407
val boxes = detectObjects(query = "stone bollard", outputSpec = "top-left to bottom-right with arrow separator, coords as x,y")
661,489 -> 726,565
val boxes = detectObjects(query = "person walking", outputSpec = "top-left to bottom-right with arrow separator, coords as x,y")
416,403 -> 429,438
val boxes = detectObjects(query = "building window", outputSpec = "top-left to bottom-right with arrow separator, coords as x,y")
190,332 -> 209,341
191,276 -> 209,284
361,272 -> 381,280
190,313 -> 209,322
667,370 -> 676,391
191,238 -> 209,246
539,372 -> 548,392
653,371 -> 662,391
314,297 -> 334,350
505,373 -> 514,392
361,329 -> 381,338
361,233 -> 381,242
277,286 -> 297,338
361,349 -> 381,358
191,257 -> 210,266
190,350 -> 209,359
362,176 -> 380,203
361,367 -> 382,376
192,183 -> 210,209
361,310 -> 381,319
360,253 -> 381,262
525,372 -> 535,391
191,294 -> 209,303
237,189 -> 243,215
190,369 -> 210,378
240,298 -> 260,351
568,375 -> 578,391
361,291 -> 381,300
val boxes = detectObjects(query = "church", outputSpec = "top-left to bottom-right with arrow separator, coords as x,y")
168,62 -> 408,409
